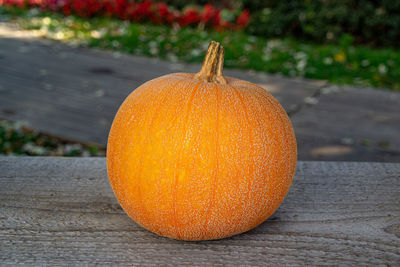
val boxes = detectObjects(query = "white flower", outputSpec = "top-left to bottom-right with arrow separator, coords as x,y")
378,64 -> 387,74
54,31 -> 65,40
190,49 -> 202,57
22,142 -> 47,155
64,144 -> 82,154
361,59 -> 369,67
90,30 -> 101,39
14,121 -> 29,130
265,40 -> 280,50
111,40 -> 120,48
42,17 -> 51,26
294,51 -> 308,60
323,57 -> 333,65
150,47 -> 159,56
118,26 -> 128,35
296,60 -> 307,71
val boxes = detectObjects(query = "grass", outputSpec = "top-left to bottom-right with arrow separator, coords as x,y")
0,120 -> 105,156
1,6 -> 400,91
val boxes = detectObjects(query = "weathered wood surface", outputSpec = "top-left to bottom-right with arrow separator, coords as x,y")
0,157 -> 399,266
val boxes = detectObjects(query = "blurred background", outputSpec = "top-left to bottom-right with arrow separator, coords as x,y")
0,0 -> 399,161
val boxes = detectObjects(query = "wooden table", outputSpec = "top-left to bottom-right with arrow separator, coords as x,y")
1,157 -> 399,265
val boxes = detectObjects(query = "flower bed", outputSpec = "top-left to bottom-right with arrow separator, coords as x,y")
2,6 -> 399,90
0,0 -> 250,30
0,120 -> 105,156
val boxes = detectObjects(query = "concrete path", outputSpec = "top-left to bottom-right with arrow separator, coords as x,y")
1,22 -> 399,162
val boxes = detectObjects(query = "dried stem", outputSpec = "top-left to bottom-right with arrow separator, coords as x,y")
194,41 -> 227,84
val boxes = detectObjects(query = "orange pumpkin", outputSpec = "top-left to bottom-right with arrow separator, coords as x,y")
107,41 -> 297,241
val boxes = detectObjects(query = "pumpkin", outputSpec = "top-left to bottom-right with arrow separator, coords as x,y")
107,41 -> 297,241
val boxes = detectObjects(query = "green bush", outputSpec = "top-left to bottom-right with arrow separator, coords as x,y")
243,0 -> 400,47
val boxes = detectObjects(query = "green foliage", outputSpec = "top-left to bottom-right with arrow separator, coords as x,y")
243,0 -> 400,47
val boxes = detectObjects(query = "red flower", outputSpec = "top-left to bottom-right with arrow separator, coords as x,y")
42,0 -> 62,12
236,9 -> 250,28
180,7 -> 199,27
149,2 -> 169,24
70,0 -> 87,17
28,0 -> 42,6
114,0 -> 128,19
166,9 -> 179,25
124,2 -> 137,20
8,0 -> 24,7
62,4 -> 70,15
213,9 -> 221,25
157,2 -> 169,17
133,0 -> 153,22
0,0 -> 251,31
201,4 -> 215,24
103,1 -> 115,16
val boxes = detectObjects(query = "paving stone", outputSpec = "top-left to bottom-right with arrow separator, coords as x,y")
0,22 -> 399,162
292,85 -> 400,161
0,23 -> 321,145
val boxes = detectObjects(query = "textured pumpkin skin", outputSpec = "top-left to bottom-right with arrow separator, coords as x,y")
107,73 -> 297,241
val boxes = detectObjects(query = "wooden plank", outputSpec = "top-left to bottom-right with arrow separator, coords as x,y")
0,157 -> 399,265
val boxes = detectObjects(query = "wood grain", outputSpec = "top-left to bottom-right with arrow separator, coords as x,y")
0,157 -> 399,266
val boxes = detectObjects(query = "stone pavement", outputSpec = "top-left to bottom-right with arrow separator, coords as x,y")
1,22 -> 399,162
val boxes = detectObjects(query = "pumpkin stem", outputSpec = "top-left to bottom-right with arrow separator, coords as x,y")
194,41 -> 227,84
